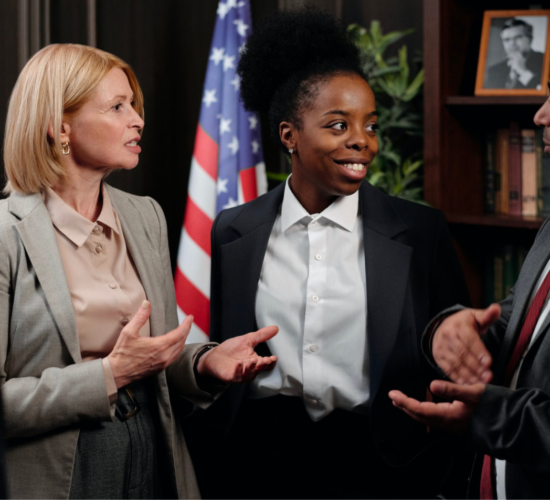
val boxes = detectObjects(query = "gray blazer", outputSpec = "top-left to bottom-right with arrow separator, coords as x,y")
0,184 -> 213,499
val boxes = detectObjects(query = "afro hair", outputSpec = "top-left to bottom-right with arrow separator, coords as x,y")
237,7 -> 365,152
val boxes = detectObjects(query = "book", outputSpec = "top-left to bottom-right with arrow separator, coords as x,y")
521,129 -> 537,216
495,129 -> 509,214
508,122 -> 522,216
483,133 -> 495,214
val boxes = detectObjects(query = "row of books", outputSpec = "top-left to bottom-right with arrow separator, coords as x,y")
484,124 -> 550,217
484,245 -> 528,306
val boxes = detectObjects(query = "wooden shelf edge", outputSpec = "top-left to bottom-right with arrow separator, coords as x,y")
446,213 -> 544,229
445,96 -> 547,106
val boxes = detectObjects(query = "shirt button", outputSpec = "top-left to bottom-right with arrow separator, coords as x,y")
121,318 -> 129,326
109,283 -> 117,289
309,344 -> 318,353
95,244 -> 102,253
312,295 -> 319,302
310,399 -> 319,406
315,254 -> 322,261
93,225 -> 103,234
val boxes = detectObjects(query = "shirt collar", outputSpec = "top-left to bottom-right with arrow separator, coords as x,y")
43,183 -> 120,247
280,177 -> 359,233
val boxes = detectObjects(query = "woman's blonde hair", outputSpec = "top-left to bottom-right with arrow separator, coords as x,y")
3,44 -> 144,194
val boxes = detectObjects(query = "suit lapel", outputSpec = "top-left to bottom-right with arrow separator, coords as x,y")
359,183 -> 411,402
493,229 -> 550,382
221,184 -> 285,347
107,185 -> 166,338
10,193 -> 81,362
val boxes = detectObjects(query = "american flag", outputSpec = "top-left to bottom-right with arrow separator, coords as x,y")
175,0 -> 266,343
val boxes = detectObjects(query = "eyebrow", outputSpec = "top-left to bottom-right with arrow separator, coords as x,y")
322,110 -> 378,117
109,93 -> 135,102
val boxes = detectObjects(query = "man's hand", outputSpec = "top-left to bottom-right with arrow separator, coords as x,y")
108,301 -> 192,389
197,326 -> 279,383
432,304 -> 500,385
507,52 -> 535,84
388,380 -> 485,435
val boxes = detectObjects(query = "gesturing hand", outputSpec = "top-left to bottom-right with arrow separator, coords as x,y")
432,304 -> 500,385
197,326 -> 279,383
388,380 -> 485,435
108,300 -> 193,389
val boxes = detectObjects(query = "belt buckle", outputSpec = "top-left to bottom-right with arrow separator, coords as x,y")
115,387 -> 141,421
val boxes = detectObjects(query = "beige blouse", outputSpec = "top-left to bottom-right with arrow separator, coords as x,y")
43,185 -> 150,403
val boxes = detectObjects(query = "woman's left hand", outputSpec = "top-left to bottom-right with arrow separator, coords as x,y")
197,326 -> 278,383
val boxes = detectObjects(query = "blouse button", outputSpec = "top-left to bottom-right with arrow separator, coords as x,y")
312,295 -> 319,302
121,318 -> 129,326
93,225 -> 103,234
109,283 -> 117,289
95,244 -> 102,253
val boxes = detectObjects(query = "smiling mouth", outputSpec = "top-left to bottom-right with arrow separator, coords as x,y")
126,140 -> 139,146
333,159 -> 369,171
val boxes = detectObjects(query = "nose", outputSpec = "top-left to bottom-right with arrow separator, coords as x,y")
347,125 -> 369,151
534,99 -> 550,127
130,106 -> 145,131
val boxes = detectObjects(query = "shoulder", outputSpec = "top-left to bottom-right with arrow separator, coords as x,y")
105,184 -> 166,229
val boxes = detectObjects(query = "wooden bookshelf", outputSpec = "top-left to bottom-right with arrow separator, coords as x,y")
423,0 -> 550,307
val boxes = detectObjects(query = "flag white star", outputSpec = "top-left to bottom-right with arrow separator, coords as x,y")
209,47 -> 225,65
251,140 -> 259,154
237,1 -> 245,6
202,89 -> 217,107
234,19 -> 249,37
227,136 -> 239,155
231,75 -> 241,91
217,2 -> 229,19
217,178 -> 228,194
219,118 -> 232,135
226,0 -> 238,8
248,116 -> 258,130
238,43 -> 247,55
223,197 -> 239,209
223,54 -> 235,72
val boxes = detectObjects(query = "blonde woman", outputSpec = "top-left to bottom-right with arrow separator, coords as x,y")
1,44 -> 277,499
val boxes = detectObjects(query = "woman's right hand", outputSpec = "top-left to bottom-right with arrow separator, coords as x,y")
107,300 -> 192,389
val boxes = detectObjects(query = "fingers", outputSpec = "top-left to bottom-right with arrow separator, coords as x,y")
433,309 -> 494,385
122,300 -> 152,337
240,355 -> 278,381
244,325 -> 279,347
474,303 -> 501,334
430,380 -> 485,404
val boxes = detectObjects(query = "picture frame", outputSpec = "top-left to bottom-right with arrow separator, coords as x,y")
475,10 -> 550,96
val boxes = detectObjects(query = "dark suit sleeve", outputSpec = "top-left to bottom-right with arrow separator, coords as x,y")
469,385 -> 550,472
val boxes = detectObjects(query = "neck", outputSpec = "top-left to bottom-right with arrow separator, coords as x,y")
51,166 -> 105,222
288,174 -> 336,215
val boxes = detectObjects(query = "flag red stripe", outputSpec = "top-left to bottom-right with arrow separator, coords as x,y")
240,167 -> 258,203
174,267 -> 210,335
183,197 -> 213,256
193,125 -> 218,180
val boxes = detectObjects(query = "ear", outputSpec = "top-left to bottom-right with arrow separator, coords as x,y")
279,121 -> 297,152
47,119 -> 72,143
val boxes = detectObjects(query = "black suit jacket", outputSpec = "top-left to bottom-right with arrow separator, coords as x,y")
484,50 -> 544,89
206,181 -> 470,466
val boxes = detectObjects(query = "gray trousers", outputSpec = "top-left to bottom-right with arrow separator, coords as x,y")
69,378 -> 176,499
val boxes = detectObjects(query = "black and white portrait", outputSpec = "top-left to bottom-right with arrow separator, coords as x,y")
483,16 -> 547,90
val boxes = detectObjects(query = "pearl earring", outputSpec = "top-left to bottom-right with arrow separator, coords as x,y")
288,148 -> 293,154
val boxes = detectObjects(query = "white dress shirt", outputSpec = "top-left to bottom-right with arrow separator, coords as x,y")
496,258 -> 550,499
250,179 -> 369,421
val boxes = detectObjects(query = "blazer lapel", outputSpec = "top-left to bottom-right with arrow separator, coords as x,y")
107,185 -> 166,338
221,184 -> 285,347
9,193 -> 81,362
359,183 -> 411,402
494,230 -> 550,382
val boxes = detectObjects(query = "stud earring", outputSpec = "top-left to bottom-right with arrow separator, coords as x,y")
62,142 -> 70,155
288,148 -> 293,154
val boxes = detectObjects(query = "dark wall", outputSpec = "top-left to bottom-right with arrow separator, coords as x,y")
0,0 -> 422,269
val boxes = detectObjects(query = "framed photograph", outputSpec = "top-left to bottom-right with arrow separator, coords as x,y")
475,10 -> 550,96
